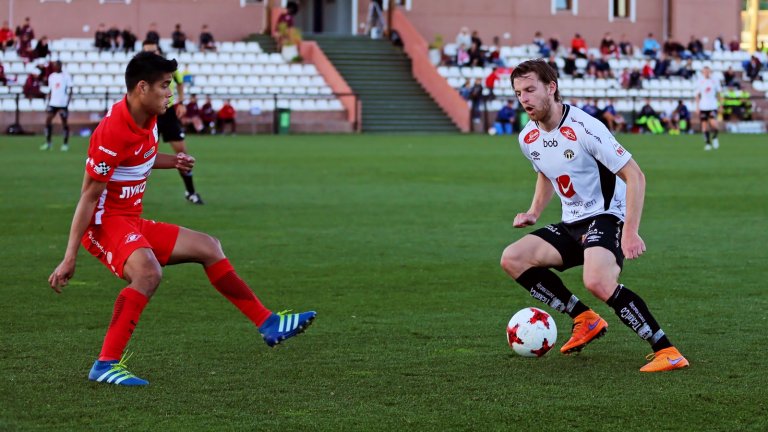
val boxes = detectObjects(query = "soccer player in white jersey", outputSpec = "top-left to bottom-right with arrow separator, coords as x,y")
500,59 -> 688,372
41,61 -> 73,151
694,66 -> 722,151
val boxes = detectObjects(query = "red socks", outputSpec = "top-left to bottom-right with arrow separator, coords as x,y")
205,258 -> 272,327
98,287 -> 148,361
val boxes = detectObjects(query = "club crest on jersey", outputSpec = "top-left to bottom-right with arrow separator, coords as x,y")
124,233 -> 142,244
564,149 -> 575,160
524,129 -> 540,144
556,174 -> 577,198
559,126 -> 577,141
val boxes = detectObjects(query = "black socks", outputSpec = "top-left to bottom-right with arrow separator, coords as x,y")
606,284 -> 672,352
515,267 -> 589,319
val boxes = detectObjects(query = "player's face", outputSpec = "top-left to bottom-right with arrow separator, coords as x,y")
702,68 -> 711,78
513,72 -> 555,122
140,73 -> 173,116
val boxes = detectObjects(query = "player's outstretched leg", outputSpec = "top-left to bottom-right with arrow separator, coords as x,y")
606,284 -> 689,372
204,257 -> 316,347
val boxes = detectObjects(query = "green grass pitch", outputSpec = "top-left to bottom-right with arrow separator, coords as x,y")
1,132 -> 766,431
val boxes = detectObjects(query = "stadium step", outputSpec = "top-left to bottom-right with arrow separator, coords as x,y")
307,35 -> 459,133
245,34 -> 278,54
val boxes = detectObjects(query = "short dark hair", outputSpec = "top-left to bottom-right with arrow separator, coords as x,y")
510,59 -> 561,102
125,51 -> 178,91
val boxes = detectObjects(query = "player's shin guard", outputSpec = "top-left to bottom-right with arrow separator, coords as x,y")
180,170 -> 196,194
205,258 -> 272,327
515,267 -> 589,319
98,288 -> 148,361
606,284 -> 672,352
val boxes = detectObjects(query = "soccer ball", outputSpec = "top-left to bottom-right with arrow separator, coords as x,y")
487,127 -> 497,135
506,307 -> 558,357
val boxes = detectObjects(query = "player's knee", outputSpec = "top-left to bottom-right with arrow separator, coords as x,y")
200,233 -> 225,263
582,275 -> 614,301
133,265 -> 163,297
500,245 -> 527,278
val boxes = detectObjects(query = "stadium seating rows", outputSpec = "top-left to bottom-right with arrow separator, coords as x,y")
0,38 -> 344,112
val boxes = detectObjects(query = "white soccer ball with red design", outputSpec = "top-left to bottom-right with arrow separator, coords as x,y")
506,307 -> 558,357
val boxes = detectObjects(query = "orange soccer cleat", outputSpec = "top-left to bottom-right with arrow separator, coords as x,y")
639,347 -> 689,373
560,310 -> 608,354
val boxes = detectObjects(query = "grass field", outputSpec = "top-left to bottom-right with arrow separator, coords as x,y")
1,132 -> 767,431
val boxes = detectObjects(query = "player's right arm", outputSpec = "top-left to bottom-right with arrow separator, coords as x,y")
48,173 -> 107,293
514,172 -> 554,228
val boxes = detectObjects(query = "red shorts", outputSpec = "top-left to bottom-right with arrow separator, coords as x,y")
81,216 -> 180,278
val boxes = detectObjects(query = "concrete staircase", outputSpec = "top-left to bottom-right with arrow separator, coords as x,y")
307,35 -> 458,133
246,34 -> 278,53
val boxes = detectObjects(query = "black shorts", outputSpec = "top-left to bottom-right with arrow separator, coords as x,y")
530,214 -> 624,271
46,106 -> 69,119
157,107 -> 185,142
699,109 -> 717,121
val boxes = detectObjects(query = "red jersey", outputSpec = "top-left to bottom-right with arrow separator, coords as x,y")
85,97 -> 159,224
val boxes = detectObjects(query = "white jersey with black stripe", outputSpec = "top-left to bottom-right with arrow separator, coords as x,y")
517,104 -> 633,224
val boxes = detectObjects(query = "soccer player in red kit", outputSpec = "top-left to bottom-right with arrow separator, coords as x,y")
47,52 -> 316,386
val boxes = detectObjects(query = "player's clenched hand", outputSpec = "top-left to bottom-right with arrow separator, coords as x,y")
175,152 -> 195,172
49,259 -> 75,294
174,103 -> 186,119
513,213 -> 537,228
621,231 -> 646,260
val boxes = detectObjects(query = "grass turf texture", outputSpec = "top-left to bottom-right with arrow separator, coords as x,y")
1,133 -> 766,431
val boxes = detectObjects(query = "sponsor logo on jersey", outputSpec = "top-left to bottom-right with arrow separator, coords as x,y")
118,181 -> 147,199
543,138 -> 558,148
134,145 -> 143,156
560,126 -> 577,140
564,149 -> 575,160
523,129 -> 540,144
556,174 -> 576,198
143,147 -> 155,159
98,146 -> 117,157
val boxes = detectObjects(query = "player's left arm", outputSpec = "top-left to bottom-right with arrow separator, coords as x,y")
616,159 -> 647,260
153,152 -> 195,172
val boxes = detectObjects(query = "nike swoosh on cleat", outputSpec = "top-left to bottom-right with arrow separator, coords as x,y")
668,357 -> 684,365
587,320 -> 600,331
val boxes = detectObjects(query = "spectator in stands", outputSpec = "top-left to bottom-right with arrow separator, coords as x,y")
669,100 -> 691,135
494,99 -> 517,135
628,68 -> 642,89
581,98 -> 601,119
599,32 -> 618,57
15,17 -> 34,60
455,27 -> 472,49
619,68 -> 631,89
618,33 -> 633,56
145,22 -> 160,45
459,79 -> 472,100
641,60 -> 654,79
121,27 -> 137,53
467,42 -> 484,67
653,53 -> 670,78
723,66 -> 740,89
468,78 -> 483,122
32,36 -> 50,60
456,44 -> 470,67
728,36 -> 740,52
485,67 -> 499,100
0,21 -> 15,50
0,62 -> 8,85
745,55 -> 762,82
663,37 -> 685,58
548,34 -> 560,55
183,94 -> 205,133
547,54 -> 559,77
563,53 -> 581,78
642,33 -> 660,58
95,23 -> 110,52
199,24 -> 216,52
171,24 -> 187,52
486,36 -> 505,67
533,31 -> 550,57
595,55 -> 613,79
217,99 -> 237,134
585,54 -> 599,78
23,70 -> 45,99
679,58 -> 695,79
107,24 -> 121,51
635,99 -> 665,134
713,35 -> 726,52
201,95 -> 216,132
601,99 -> 625,133
687,35 -> 707,60
667,54 -> 683,76
570,33 -> 587,58
470,30 -> 482,49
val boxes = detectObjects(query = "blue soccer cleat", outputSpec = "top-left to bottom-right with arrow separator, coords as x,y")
88,353 -> 148,386
259,310 -> 316,347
